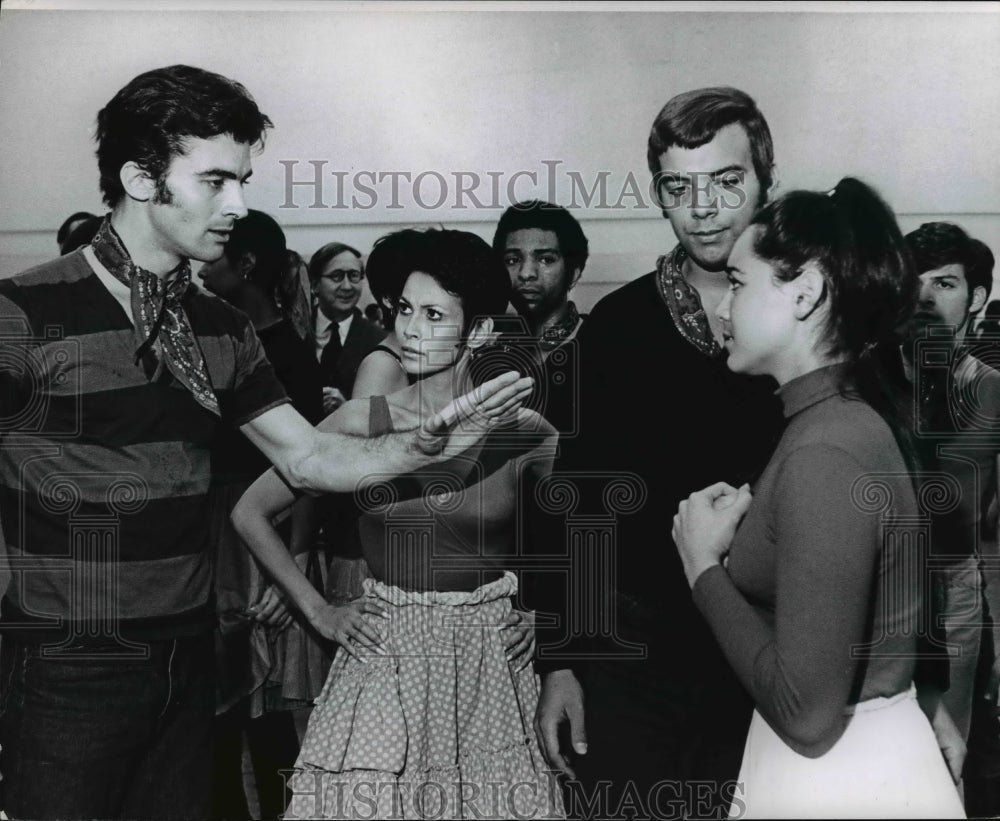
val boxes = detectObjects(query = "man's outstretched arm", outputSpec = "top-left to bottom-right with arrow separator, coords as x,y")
241,370 -> 534,494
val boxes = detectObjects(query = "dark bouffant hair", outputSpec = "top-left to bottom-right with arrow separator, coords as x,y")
366,228 -> 511,335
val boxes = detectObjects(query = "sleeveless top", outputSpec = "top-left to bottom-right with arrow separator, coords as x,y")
356,395 -> 555,592
372,344 -> 402,364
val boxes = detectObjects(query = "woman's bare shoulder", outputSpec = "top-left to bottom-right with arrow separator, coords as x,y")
355,345 -> 409,399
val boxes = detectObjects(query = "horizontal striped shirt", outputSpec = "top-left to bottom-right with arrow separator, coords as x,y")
0,249 -> 289,643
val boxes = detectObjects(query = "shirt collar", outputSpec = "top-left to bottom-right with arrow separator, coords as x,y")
315,310 -> 334,338
338,311 -> 355,340
777,363 -> 852,419
316,308 -> 356,345
539,301 -> 581,352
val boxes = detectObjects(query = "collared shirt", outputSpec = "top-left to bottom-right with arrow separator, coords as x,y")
314,310 -> 354,361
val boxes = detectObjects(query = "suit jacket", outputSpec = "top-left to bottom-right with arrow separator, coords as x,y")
315,306 -> 387,399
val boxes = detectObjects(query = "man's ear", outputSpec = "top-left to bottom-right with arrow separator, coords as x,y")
120,161 -> 155,202
467,316 -> 496,350
791,263 -> 826,321
568,266 -> 583,292
762,164 -> 779,204
970,285 -> 988,316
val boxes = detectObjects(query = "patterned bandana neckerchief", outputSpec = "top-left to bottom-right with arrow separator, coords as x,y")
539,300 -> 581,353
655,244 -> 723,358
90,217 -> 221,416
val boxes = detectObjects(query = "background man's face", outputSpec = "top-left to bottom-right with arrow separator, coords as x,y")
655,123 -> 764,273
313,250 -> 363,321
913,263 -> 982,341
503,227 -> 577,322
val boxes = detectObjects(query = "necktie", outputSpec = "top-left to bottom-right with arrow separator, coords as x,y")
320,321 -> 342,387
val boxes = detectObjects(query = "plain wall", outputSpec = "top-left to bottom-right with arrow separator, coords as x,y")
1,7 -> 998,312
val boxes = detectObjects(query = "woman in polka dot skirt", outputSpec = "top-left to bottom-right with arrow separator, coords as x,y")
232,227 -> 565,819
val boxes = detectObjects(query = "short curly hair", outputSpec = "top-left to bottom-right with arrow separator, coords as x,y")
492,200 -> 589,278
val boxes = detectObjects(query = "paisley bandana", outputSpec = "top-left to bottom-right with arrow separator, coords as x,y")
539,301 -> 582,353
655,244 -> 723,358
91,218 -> 220,416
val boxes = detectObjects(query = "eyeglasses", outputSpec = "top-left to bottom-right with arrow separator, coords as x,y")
321,269 -> 364,284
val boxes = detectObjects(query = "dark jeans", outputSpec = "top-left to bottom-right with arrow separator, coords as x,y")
212,699 -> 300,821
965,552 -> 1000,816
0,633 -> 215,820
564,632 -> 752,821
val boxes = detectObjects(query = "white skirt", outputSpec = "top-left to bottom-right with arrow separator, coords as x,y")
731,686 -> 965,819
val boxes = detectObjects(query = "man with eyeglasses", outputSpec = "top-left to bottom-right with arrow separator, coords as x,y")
308,241 -> 387,414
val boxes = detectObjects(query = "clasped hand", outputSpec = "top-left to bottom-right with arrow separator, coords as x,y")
672,482 -> 752,587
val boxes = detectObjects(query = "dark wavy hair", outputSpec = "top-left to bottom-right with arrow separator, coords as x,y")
647,86 -> 774,203
749,177 -> 919,473
96,65 -> 272,207
906,221 -> 995,306
366,228 -> 511,336
492,200 -> 590,278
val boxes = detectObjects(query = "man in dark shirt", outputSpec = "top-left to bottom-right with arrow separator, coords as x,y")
532,87 -> 784,820
903,222 -> 1000,813
492,200 -> 588,437
0,64 -> 529,821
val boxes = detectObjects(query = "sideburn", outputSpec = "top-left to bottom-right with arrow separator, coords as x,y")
152,176 -> 174,206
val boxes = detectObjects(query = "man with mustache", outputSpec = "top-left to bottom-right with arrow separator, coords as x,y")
903,221 -> 999,811
0,64 -> 530,820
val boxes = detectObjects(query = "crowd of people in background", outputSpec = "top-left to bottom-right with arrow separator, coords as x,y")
2,62 -> 1000,820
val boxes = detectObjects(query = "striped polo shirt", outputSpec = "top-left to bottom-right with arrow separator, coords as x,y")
0,249 -> 289,644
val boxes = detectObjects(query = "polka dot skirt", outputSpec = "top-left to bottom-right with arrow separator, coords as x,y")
287,573 -> 565,819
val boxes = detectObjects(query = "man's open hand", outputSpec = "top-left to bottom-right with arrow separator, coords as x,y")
417,370 -> 534,457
